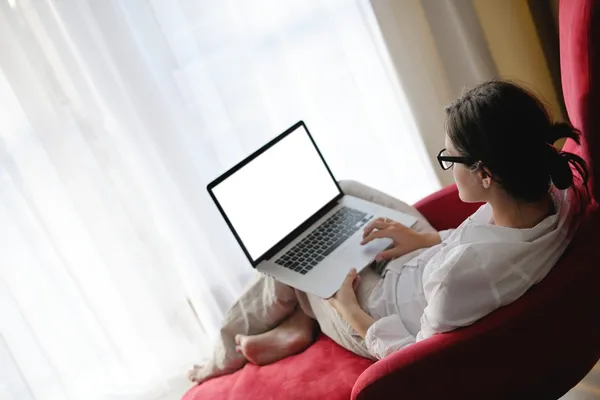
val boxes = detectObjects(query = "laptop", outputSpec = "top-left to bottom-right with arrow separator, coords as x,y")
207,121 -> 418,298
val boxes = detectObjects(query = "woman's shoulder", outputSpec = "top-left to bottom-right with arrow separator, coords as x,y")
428,189 -> 573,274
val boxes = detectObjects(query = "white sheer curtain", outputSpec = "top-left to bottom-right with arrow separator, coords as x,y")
0,0 -> 439,399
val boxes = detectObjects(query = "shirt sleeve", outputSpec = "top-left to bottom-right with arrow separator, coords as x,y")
365,314 -> 415,359
416,245 -> 500,342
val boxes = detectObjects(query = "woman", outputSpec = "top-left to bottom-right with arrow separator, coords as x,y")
189,80 -> 589,383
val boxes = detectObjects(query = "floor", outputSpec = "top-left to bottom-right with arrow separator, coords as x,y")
561,362 -> 600,399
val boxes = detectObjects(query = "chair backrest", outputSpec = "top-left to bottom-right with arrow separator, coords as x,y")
560,0 -> 600,203
354,1 -> 600,398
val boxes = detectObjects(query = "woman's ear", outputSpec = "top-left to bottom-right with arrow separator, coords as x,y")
482,175 -> 492,189
476,163 -> 493,189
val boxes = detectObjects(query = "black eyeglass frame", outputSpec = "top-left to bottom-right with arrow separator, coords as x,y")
437,149 -> 475,170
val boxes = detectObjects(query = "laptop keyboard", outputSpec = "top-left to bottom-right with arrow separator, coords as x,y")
275,207 -> 372,275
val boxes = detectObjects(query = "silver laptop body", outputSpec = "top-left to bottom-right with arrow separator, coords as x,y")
207,121 -> 417,298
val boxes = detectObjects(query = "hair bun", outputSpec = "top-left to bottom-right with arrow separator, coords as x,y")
546,122 -> 581,146
545,122 -> 582,190
548,151 -> 574,190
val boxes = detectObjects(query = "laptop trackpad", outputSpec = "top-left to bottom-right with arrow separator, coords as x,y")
333,234 -> 393,270
361,238 -> 393,258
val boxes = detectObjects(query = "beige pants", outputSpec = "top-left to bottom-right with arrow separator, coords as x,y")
199,181 -> 435,381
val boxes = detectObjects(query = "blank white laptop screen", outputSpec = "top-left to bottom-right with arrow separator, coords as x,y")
211,124 -> 340,262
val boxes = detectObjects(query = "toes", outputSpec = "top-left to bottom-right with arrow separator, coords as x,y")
234,334 -> 243,345
187,365 -> 202,382
187,370 -> 196,381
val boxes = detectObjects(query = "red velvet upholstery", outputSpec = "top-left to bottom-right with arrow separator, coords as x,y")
183,1 -> 600,398
352,0 -> 600,398
560,0 -> 600,200
412,184 -> 482,230
183,334 -> 372,400
353,206 -> 600,399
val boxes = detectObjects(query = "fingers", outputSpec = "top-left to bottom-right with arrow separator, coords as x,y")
344,268 -> 357,283
327,269 -> 360,307
375,247 -> 402,261
361,228 -> 390,245
346,268 -> 361,292
338,268 -> 357,290
362,218 -> 390,239
328,268 -> 357,302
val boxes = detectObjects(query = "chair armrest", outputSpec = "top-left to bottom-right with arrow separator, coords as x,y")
351,334 -> 455,400
413,184 -> 482,231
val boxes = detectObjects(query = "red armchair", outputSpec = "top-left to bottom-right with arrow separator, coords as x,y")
183,0 -> 600,398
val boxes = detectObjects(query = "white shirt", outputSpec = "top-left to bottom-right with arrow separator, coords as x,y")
364,189 -> 574,360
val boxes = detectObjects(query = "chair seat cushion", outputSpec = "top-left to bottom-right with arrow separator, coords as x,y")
182,334 -> 373,400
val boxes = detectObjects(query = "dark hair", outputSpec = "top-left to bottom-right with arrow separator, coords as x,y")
445,80 -> 589,203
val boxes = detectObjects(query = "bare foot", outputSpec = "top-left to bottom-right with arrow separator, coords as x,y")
234,308 -> 317,366
187,356 -> 246,384
188,364 -> 206,383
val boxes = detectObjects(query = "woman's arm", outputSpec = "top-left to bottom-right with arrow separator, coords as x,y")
336,302 -> 375,338
418,246 -> 497,341
327,269 -> 374,338
328,272 -> 417,358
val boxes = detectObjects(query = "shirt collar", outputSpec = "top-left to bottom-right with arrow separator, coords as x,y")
459,190 -> 565,243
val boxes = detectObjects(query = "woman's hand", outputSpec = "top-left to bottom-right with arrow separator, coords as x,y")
361,217 -> 440,261
327,268 -> 361,312
327,268 -> 375,338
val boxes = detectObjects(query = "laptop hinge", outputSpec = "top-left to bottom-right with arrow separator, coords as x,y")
256,193 -> 343,265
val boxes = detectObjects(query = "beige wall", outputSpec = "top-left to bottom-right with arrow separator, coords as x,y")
371,0 -> 563,187
472,0 -> 564,120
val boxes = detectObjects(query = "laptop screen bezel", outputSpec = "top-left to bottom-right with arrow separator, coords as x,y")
206,120 -> 344,267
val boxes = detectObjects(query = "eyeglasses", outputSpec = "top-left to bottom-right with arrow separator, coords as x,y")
437,149 -> 474,170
